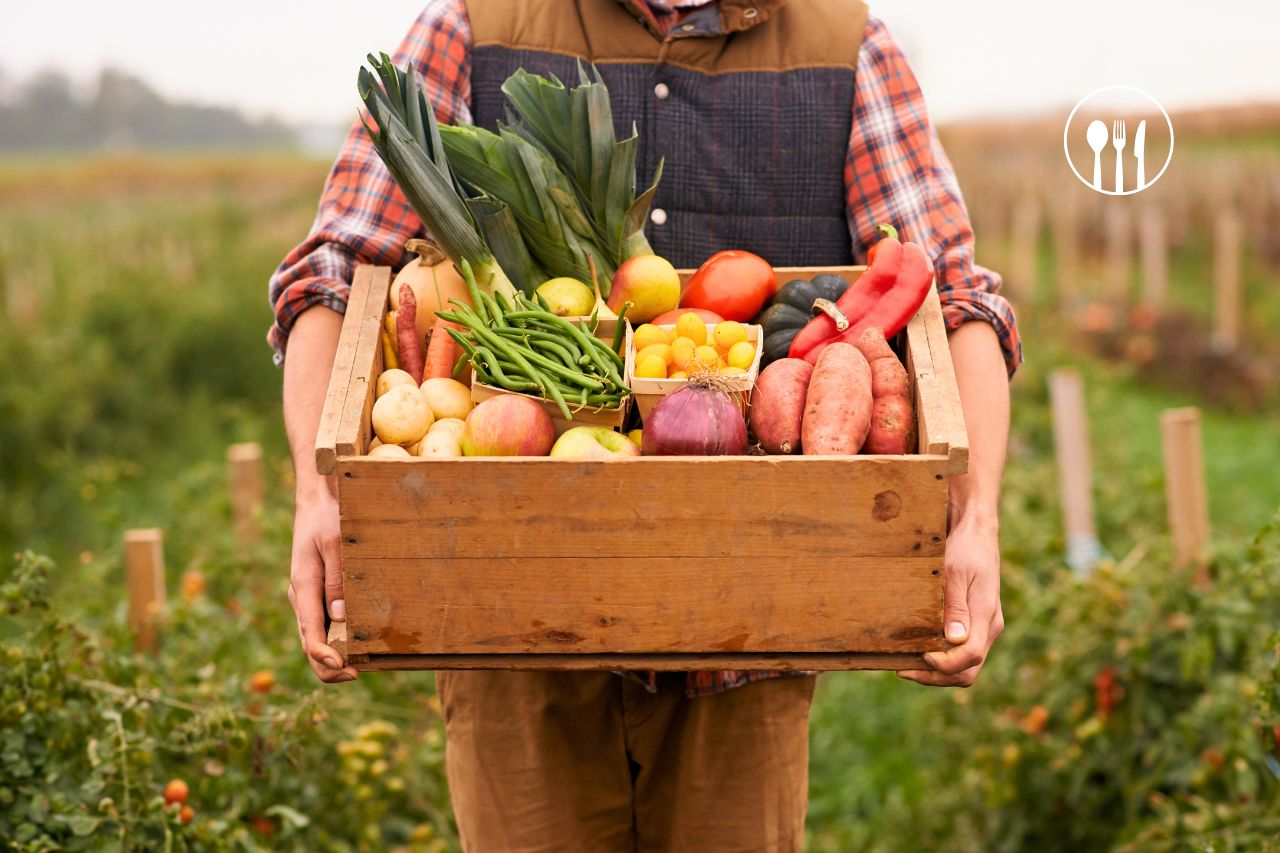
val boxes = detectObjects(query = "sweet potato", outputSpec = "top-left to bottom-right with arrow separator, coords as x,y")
750,358 -> 813,454
396,284 -> 425,383
854,327 -> 916,454
801,342 -> 872,455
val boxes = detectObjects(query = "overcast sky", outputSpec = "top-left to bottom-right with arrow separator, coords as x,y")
4,1 -> 1277,126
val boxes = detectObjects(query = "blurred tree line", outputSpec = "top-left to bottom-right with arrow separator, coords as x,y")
0,67 -> 298,152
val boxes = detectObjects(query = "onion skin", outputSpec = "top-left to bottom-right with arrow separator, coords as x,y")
641,381 -> 748,456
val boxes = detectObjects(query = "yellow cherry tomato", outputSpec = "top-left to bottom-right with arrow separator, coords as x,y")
692,345 -> 720,373
636,354 -> 668,379
635,343 -> 673,366
727,340 -> 756,370
674,313 -> 708,346
670,337 -> 697,370
632,323 -> 671,351
719,366 -> 748,375
668,370 -> 690,380
712,321 -> 748,349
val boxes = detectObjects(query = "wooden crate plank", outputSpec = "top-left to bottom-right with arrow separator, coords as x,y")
344,652 -> 927,672
342,555 -> 944,655
336,266 -> 392,460
315,266 -> 377,475
907,285 -> 969,474
337,456 -> 949,560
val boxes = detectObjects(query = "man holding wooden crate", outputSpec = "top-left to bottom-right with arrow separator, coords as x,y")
271,0 -> 1020,849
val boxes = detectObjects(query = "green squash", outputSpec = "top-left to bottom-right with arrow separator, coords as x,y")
754,275 -> 850,365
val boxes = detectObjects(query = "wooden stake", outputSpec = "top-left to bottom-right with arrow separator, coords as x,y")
1104,205 -> 1132,303
1007,195 -> 1041,302
227,442 -> 264,547
1050,193 -> 1080,308
1138,206 -> 1168,309
1048,369 -> 1102,575
1212,209 -> 1242,352
123,528 -> 166,652
1160,408 -> 1211,584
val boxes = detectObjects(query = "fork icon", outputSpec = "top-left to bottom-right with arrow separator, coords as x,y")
1112,120 -> 1126,193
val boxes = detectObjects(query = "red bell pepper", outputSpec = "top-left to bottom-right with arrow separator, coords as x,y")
787,235 -> 934,364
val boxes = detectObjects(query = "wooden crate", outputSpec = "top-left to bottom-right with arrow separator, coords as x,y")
316,265 -> 968,672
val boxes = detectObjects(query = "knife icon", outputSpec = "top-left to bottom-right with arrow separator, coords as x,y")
1134,120 -> 1147,191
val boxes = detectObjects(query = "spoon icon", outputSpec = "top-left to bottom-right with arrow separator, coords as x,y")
1086,120 -> 1108,190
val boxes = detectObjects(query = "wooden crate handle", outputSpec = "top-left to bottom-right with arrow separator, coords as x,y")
906,284 -> 970,474
315,265 -> 391,474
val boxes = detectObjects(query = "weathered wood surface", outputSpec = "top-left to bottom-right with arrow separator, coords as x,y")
124,528 -> 166,653
342,554 -> 944,656
906,285 -> 970,474
227,442 -> 263,547
339,455 -> 948,559
315,266 -> 377,475
333,648 -> 929,673
336,266 -> 391,460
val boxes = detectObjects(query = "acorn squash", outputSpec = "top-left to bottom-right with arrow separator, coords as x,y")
755,275 -> 850,366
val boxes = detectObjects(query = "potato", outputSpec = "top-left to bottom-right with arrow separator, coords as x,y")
376,368 -> 417,398
429,417 -> 467,437
372,384 -> 434,445
801,343 -> 872,455
368,437 -> 383,451
419,377 -> 473,421
417,429 -> 462,457
367,443 -> 411,458
749,358 -> 813,454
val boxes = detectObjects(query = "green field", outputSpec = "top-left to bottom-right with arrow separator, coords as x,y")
2,157 -> 1278,851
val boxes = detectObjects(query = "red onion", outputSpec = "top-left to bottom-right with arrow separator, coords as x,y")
641,376 -> 748,456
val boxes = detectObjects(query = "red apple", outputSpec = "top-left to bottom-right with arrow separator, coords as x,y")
550,426 -> 641,460
461,395 -> 555,456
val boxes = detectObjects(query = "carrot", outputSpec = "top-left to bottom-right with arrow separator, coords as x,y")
423,316 -> 464,380
854,327 -> 915,454
396,283 -> 425,383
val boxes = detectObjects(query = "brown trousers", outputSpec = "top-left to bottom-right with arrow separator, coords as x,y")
436,671 -> 817,852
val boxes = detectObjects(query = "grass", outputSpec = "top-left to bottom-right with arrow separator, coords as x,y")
1,154 -> 1277,850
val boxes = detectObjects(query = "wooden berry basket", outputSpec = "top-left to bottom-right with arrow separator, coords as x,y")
316,265 -> 968,672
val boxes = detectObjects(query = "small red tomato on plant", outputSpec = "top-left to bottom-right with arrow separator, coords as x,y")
248,670 -> 275,694
679,250 -> 776,322
179,805 -> 195,824
163,779 -> 189,807
1019,705 -> 1049,735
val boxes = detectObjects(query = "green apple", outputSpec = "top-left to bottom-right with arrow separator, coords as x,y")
550,426 -> 641,460
535,277 -> 595,317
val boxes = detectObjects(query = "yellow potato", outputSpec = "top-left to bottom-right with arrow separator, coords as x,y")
368,437 -> 384,451
420,378 -> 474,421
429,417 -> 467,437
372,384 -> 434,445
417,430 -> 462,457
376,368 -> 417,398
367,443 -> 411,459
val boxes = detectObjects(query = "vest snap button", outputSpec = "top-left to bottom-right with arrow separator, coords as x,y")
654,83 -> 670,101
650,208 -> 668,226
743,7 -> 758,19
680,22 -> 695,32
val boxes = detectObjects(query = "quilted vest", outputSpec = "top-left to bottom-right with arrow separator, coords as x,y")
466,0 -> 868,268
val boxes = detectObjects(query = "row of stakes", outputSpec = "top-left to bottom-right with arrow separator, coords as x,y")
122,405 -> 1212,652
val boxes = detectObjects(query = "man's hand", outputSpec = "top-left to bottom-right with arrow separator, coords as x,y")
898,515 -> 1003,687
289,484 -> 359,683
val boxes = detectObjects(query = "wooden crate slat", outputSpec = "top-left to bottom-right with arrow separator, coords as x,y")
315,266 -> 377,475
336,266 -> 392,460
907,285 -> 969,474
338,455 -> 948,559
342,555 -> 944,656
341,651 -> 928,672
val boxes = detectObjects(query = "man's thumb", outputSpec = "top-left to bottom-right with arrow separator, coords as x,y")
943,585 -> 969,644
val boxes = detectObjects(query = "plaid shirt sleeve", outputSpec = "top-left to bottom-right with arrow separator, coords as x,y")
846,17 -> 1023,378
266,0 -> 473,365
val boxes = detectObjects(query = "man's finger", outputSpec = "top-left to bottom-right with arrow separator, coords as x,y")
924,615 -> 990,675
290,548 -> 358,683
941,565 -> 972,645
320,530 -> 346,622
897,664 -> 981,688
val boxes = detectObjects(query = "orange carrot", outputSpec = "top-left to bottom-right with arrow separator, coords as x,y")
424,316 -> 464,380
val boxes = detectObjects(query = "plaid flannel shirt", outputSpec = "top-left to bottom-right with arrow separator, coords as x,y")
269,0 -> 1023,698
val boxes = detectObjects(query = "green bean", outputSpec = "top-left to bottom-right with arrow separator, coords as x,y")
473,347 -> 538,392
466,326 -> 564,393
473,326 -> 606,390
478,292 -> 508,328
530,339 -> 580,371
542,379 -> 572,420
611,302 -> 631,353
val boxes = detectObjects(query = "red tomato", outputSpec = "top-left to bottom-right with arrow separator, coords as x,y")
651,307 -> 724,325
679,251 -> 776,323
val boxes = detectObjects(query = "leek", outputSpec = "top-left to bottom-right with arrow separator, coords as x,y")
356,53 -> 516,297
501,64 -> 663,266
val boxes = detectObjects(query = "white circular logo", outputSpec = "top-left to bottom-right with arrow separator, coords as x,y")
1063,86 -> 1174,196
